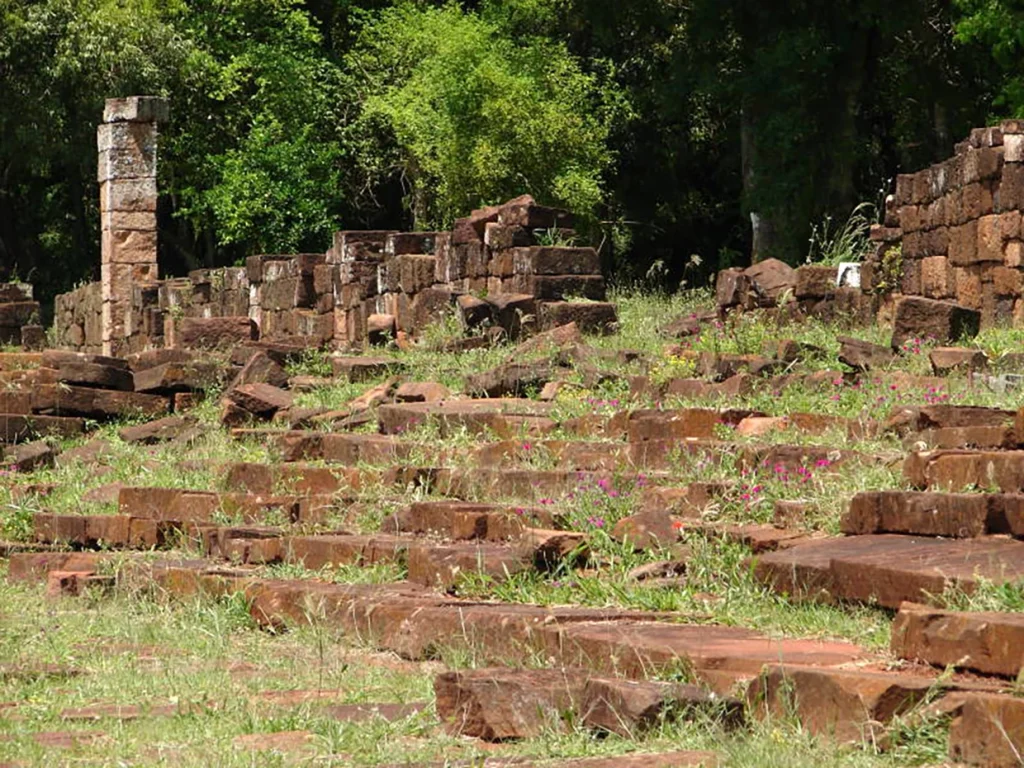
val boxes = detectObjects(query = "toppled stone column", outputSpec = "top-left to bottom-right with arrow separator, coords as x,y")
98,96 -> 168,356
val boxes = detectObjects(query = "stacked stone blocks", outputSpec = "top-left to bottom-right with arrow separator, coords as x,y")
98,96 -> 167,355
871,121 -> 1024,326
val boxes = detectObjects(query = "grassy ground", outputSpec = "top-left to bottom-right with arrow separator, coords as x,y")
0,572 -> 948,767
2,288 -> 1020,765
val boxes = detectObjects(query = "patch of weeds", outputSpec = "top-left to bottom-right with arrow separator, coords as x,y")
933,577 -> 1024,613
287,347 -> 333,378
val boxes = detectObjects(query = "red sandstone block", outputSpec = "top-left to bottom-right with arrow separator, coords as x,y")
892,603 -> 1024,677
747,665 -> 935,743
949,694 -> 1024,767
434,667 -> 588,740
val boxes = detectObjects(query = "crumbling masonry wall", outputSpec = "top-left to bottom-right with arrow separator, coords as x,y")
869,121 -> 1024,326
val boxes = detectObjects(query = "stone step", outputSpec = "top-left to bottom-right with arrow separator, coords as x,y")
842,490 -> 1024,538
891,603 -> 1024,677
747,664 -> 999,743
532,620 -> 864,693
381,500 -> 557,540
220,462 -> 377,496
407,541 -> 532,589
116,488 -> 334,525
754,534 -> 1024,608
905,448 -> 1024,491
433,467 -> 636,501
377,399 -> 554,437
0,413 -> 86,442
434,667 -> 740,742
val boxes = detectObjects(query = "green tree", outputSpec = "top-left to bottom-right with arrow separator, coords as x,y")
0,0 -> 188,298
164,0 -> 347,261
344,1 -> 626,229
954,0 -> 1024,116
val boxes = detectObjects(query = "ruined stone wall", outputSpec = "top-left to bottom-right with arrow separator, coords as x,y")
0,283 -> 42,348
871,122 -> 1024,326
53,283 -> 102,352
54,195 -> 615,353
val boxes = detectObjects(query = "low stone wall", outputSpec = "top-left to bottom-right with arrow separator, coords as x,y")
53,195 -> 617,352
53,282 -> 102,352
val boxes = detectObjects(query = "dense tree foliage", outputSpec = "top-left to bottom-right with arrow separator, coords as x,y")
0,0 -> 1014,302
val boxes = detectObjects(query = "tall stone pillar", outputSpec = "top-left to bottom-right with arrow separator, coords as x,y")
98,96 -> 168,356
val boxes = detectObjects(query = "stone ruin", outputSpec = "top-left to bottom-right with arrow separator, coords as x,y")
716,120 -> 1024,342
50,97 -> 616,357
0,282 -> 44,349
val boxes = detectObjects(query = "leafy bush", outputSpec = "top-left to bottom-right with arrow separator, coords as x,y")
344,2 -> 627,228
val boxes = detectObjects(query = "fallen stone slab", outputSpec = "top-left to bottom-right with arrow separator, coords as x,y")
892,296 -> 981,349
225,383 -> 293,417
538,302 -> 617,334
905,449 -> 1024,493
949,694 -> 1024,767
737,444 -> 864,475
887,404 -> 1014,435
284,534 -> 410,571
3,440 -> 56,471
46,569 -> 115,597
125,348 -> 195,372
118,416 -> 197,445
320,702 -> 427,724
696,352 -> 781,381
930,347 -> 988,375
627,408 -> 757,442
378,753 -> 718,768
331,355 -> 404,382
232,730 -> 313,753
244,578 -> 666,662
472,439 -> 627,472
32,385 -> 169,420
754,534 -> 1024,607
55,360 -> 134,391
117,487 -> 307,526
222,462 -> 357,496
612,510 -> 684,551
0,414 -> 86,443
434,667 -> 588,740
395,381 -> 450,403
838,336 -> 894,371
29,730 -> 106,749
536,621 -> 863,690
909,425 -> 1017,450
695,524 -> 815,553
0,662 -> 82,681
228,351 -> 289,392
7,551 -> 113,582
60,700 -> 189,720
892,603 -> 1024,678
581,678 -> 742,736
747,664 -> 938,742
0,388 -> 32,414
434,467 -> 621,501
133,361 -> 224,394
464,361 -> 556,398
380,500 -> 540,541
